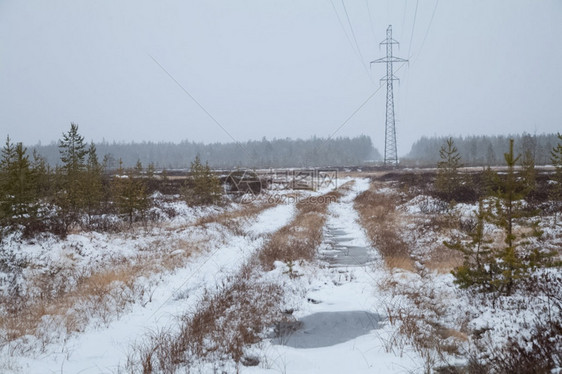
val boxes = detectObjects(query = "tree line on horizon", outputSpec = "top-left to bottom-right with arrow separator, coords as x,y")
27,132 -> 560,169
29,135 -> 380,169
405,133 -> 560,166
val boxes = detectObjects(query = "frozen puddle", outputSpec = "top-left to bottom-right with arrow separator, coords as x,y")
273,311 -> 381,348
321,224 -> 376,267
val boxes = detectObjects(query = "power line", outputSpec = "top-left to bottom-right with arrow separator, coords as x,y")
325,85 -> 384,143
341,0 -> 366,65
329,0 -> 360,60
364,0 -> 377,46
328,0 -> 375,84
323,61 -> 408,145
413,0 -> 439,62
400,0 -> 408,42
407,0 -> 419,59
148,54 -> 250,157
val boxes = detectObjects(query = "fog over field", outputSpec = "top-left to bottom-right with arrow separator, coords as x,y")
1,1 -> 561,156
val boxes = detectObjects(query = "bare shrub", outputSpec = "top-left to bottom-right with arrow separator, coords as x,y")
488,319 -> 561,374
419,196 -> 450,214
379,275 -> 467,371
0,187 -> 278,358
0,261 -> 157,353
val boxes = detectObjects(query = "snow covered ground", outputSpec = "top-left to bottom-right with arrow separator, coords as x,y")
5,203 -> 295,373
3,178 -> 433,373
245,179 -> 424,373
6,176 -> 557,373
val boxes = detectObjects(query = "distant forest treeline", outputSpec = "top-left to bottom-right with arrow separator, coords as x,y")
31,135 -> 380,169
405,133 -> 561,166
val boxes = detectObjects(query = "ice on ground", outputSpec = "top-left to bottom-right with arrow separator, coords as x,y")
273,310 -> 381,348
248,178 -> 423,373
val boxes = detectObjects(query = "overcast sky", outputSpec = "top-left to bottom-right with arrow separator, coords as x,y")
1,0 -> 561,156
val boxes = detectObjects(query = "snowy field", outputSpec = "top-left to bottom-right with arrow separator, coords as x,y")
1,176 -> 561,373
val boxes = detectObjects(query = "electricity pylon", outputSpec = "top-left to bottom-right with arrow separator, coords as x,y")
371,25 -> 407,167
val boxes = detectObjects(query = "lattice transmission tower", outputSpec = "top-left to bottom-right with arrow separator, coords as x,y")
371,25 -> 407,166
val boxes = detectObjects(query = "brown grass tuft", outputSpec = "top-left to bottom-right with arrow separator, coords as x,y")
424,245 -> 464,273
354,184 -> 415,270
259,189 -> 341,269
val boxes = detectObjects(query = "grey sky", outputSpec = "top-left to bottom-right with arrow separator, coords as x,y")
1,0 -> 561,156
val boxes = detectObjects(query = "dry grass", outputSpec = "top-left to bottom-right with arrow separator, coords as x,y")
425,245 -> 464,273
126,188 -> 343,372
384,255 -> 416,272
127,263 -> 285,373
355,181 -> 471,370
0,254 -> 184,353
354,183 -> 415,271
379,275 -> 468,370
259,189 -> 341,269
0,201 -> 269,353
355,182 -> 464,274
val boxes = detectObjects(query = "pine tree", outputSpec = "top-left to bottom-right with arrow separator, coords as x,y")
446,199 -> 496,292
83,143 -> 103,225
521,148 -> 536,197
550,133 -> 562,225
0,136 -> 16,171
31,149 -> 50,200
0,139 -> 38,231
57,123 -> 88,231
146,162 -> 155,179
182,155 -> 222,206
59,123 -> 87,173
0,137 -> 15,227
435,137 -> 463,202
112,160 -> 150,227
449,139 -> 554,296
481,165 -> 498,197
486,139 -> 526,294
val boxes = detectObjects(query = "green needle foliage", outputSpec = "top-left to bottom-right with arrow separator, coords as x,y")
435,137 -> 463,203
550,133 -> 562,225
57,123 -> 88,232
446,199 -> 495,292
0,124 -> 229,238
182,155 -> 222,206
83,142 -> 104,224
112,159 -> 150,227
448,139 -> 555,296
0,137 -> 38,232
